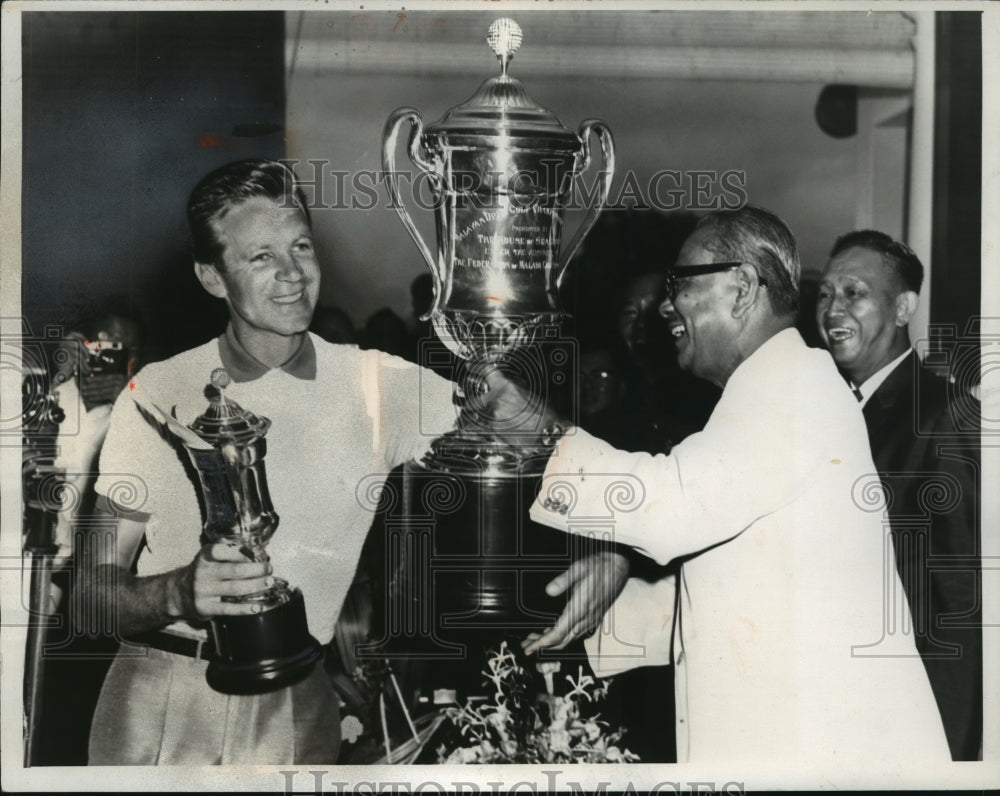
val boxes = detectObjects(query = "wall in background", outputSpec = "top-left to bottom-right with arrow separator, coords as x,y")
287,73 -> 859,332
285,10 -> 867,331
21,10 -> 979,361
22,11 -> 286,361
931,12 -> 982,340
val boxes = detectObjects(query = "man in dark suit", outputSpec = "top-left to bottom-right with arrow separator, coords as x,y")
816,229 -> 982,760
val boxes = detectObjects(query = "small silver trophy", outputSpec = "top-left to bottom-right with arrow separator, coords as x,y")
145,368 -> 322,694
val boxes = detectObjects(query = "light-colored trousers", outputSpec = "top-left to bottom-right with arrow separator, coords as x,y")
89,645 -> 340,765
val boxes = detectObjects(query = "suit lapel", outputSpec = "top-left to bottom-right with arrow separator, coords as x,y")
862,351 -> 917,451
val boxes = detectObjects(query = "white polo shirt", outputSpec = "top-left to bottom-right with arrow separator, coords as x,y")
94,330 -> 457,645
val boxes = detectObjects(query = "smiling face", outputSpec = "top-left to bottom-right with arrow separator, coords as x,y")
816,245 -> 914,385
618,273 -> 665,353
658,227 -> 739,387
618,272 -> 672,378
198,196 -> 320,353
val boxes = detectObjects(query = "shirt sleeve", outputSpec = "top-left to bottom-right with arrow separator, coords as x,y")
363,349 -> 459,469
529,362 -> 853,566
93,378 -> 167,519
583,572 -> 677,676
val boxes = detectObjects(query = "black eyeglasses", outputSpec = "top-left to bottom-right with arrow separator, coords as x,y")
664,261 -> 767,301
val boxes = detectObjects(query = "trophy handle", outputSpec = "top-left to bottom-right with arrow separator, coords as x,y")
382,107 -> 445,319
554,120 -> 616,293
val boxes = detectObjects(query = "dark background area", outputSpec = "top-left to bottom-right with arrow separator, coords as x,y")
22,11 -> 286,362
931,12 -> 982,344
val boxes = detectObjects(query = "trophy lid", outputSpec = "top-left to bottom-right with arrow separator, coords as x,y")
424,18 -> 578,147
189,368 -> 271,445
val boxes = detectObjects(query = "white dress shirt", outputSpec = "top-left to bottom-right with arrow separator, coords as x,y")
852,347 -> 912,407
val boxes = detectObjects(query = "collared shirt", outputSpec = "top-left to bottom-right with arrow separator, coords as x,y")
852,347 -> 912,407
218,326 -> 317,382
95,333 -> 458,645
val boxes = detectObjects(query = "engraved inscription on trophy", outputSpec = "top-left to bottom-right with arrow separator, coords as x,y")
383,17 -> 615,363
380,18 -> 616,643
450,203 -> 560,315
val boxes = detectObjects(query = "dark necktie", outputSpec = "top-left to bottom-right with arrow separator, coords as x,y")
851,385 -> 864,403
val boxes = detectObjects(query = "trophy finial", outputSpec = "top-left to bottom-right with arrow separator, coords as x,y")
487,18 -> 522,77
210,367 -> 232,392
192,367 -> 271,444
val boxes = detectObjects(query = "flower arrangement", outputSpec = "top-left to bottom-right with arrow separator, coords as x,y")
436,642 -> 638,764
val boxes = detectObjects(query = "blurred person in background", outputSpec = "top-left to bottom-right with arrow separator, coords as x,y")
51,309 -> 144,559
32,306 -> 144,765
309,304 -> 356,345
359,306 -> 411,360
614,271 -> 719,454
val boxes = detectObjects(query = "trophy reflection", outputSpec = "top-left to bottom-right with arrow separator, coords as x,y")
382,18 -> 614,651
147,368 -> 321,694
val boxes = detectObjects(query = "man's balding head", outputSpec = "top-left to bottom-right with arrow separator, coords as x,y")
659,205 -> 800,387
693,206 -> 800,318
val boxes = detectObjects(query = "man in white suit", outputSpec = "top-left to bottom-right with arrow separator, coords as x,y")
494,206 -> 948,764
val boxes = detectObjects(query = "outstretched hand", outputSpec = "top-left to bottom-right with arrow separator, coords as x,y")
471,365 -> 567,448
522,550 -> 630,655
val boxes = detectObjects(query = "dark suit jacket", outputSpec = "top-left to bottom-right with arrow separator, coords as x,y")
862,351 -> 982,760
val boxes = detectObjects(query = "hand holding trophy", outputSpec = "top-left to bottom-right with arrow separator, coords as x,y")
144,368 -> 322,694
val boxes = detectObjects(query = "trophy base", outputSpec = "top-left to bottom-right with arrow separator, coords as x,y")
206,588 -> 323,696
401,457 -> 574,637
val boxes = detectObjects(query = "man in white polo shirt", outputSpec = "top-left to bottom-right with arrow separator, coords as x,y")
82,159 -> 458,765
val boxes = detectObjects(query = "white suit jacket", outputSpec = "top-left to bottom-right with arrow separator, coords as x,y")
530,329 -> 948,764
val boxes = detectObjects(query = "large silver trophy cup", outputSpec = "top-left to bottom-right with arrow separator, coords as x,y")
382,19 -> 614,649
148,369 -> 322,694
